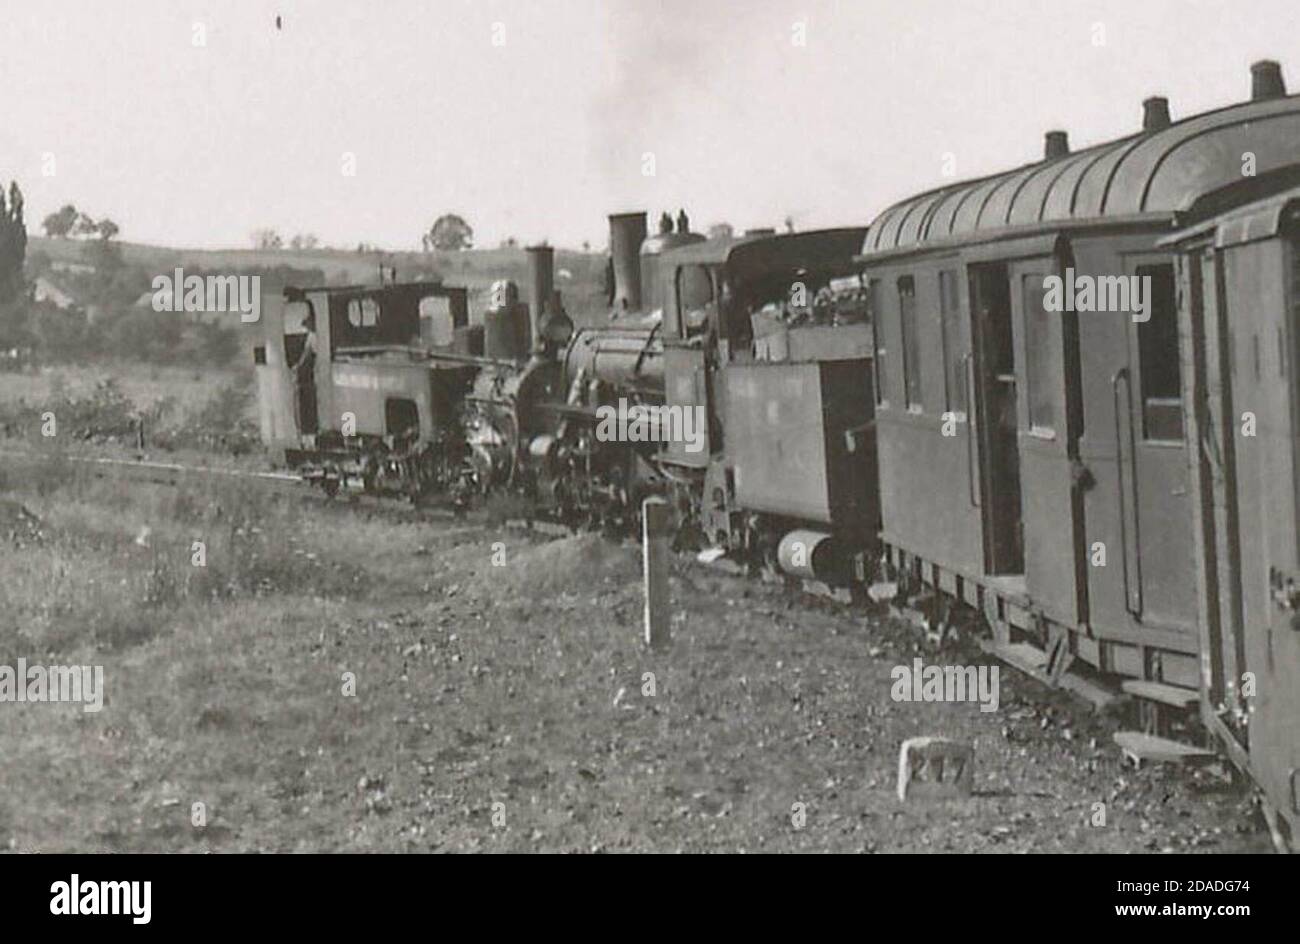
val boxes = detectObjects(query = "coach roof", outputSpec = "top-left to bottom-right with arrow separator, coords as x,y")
861,92 -> 1300,257
667,227 -> 868,281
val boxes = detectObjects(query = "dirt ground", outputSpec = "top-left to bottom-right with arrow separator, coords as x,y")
0,463 -> 1274,853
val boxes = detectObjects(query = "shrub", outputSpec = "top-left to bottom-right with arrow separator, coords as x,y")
152,380 -> 259,455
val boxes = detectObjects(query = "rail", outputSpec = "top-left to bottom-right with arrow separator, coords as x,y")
0,450 -> 304,484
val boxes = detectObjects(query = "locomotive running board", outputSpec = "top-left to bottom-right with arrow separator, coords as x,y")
976,637 -> 1120,711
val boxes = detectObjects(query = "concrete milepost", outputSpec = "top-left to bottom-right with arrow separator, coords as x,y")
642,497 -> 671,650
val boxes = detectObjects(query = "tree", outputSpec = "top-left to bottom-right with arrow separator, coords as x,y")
42,204 -> 78,238
425,214 -> 473,251
97,218 -> 120,241
73,212 -> 100,238
251,228 -> 283,250
707,222 -> 734,241
289,233 -> 318,250
0,180 -> 27,306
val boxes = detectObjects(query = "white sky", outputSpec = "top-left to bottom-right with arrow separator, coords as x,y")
2,0 -> 1296,251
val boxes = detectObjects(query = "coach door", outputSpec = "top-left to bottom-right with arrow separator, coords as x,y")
1183,222 -> 1300,836
255,294 -> 305,448
1117,255 -> 1197,631
1007,254 -> 1087,626
969,263 -> 1023,575
1182,244 -> 1246,725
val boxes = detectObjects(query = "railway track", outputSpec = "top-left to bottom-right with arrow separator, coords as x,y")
0,448 -> 304,487
0,445 -> 576,535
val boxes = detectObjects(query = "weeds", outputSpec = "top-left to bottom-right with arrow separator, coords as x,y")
151,380 -> 260,455
0,469 -> 384,661
0,377 -> 141,443
0,370 -> 258,456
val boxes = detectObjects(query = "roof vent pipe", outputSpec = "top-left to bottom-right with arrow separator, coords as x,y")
1251,60 -> 1286,101
1142,96 -> 1171,131
1044,130 -> 1069,159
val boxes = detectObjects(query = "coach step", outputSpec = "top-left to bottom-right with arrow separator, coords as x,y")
1113,731 -> 1216,769
976,637 -> 1120,711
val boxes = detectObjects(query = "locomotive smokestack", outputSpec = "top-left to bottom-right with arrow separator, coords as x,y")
608,212 -> 647,313
1044,130 -> 1069,159
1251,59 -> 1286,101
525,244 -> 554,345
1142,96 -> 1171,131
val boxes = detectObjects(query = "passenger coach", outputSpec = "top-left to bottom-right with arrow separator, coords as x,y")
859,61 -> 1300,841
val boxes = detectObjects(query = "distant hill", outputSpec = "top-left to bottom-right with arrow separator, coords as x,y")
29,237 -> 609,322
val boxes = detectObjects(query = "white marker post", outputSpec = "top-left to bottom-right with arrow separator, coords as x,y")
642,497 -> 671,650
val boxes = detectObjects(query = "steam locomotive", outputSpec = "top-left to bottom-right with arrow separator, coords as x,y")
253,215 -> 878,574
254,59 -> 1300,848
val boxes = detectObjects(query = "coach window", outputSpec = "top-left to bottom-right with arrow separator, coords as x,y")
938,269 -> 967,417
1136,263 -> 1183,441
347,296 -> 379,328
1022,274 -> 1056,433
677,264 -> 715,339
898,276 -> 922,411
419,295 -> 454,347
869,279 -> 888,406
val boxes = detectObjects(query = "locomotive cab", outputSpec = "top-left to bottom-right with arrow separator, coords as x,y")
655,228 -> 879,574
254,279 -> 475,496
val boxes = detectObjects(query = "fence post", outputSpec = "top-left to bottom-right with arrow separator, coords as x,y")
642,497 -> 671,650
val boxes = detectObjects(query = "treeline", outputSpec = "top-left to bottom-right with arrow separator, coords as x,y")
6,240 -> 330,368
4,298 -> 244,366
